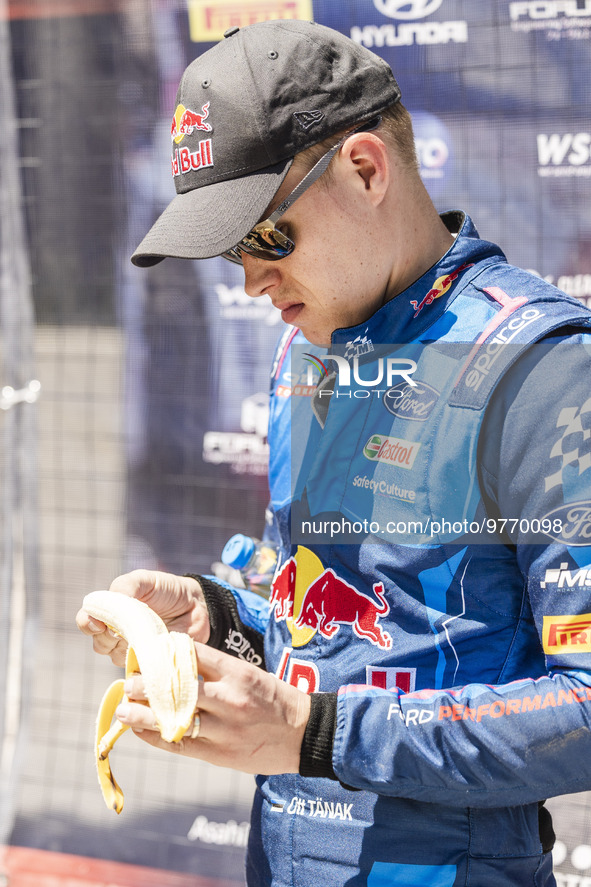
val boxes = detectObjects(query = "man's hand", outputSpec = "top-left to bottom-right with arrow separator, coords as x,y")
75,570 -> 210,666
115,643 -> 311,775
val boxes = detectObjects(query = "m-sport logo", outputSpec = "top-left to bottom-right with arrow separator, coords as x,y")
373,0 -> 443,18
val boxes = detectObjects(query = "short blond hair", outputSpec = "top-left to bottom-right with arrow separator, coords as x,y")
296,101 -> 419,177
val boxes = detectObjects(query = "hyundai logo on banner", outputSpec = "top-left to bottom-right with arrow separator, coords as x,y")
351,0 -> 467,46
373,0 -> 443,18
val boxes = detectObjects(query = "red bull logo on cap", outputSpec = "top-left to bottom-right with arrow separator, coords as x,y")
270,546 -> 392,649
171,102 -> 212,143
170,102 -> 214,179
172,141 -> 214,178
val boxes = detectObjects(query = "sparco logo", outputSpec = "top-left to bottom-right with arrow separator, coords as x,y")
543,501 -> 591,546
383,381 -> 439,421
373,0 -> 443,18
464,308 -> 544,393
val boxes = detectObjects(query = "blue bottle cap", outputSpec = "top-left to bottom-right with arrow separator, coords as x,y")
221,534 -> 256,569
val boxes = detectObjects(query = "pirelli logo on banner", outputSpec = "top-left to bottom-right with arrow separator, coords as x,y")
543,614 -> 591,654
188,0 -> 314,42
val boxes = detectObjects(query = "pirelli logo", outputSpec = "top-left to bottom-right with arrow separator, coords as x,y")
543,614 -> 591,654
188,0 -> 313,42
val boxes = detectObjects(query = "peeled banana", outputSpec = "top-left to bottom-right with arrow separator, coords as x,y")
83,590 -> 199,813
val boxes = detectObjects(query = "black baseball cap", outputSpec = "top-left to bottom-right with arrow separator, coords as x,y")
131,19 -> 401,267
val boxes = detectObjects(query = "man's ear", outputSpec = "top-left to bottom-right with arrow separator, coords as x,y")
339,133 -> 390,206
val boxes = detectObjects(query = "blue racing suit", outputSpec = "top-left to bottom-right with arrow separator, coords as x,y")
196,212 -> 591,886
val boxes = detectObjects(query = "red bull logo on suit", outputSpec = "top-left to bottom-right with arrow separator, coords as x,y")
270,546 -> 392,649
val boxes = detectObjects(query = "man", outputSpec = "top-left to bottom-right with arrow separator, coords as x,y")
77,19 -> 591,886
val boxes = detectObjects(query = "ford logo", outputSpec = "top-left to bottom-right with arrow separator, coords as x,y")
543,501 -> 591,547
383,381 -> 439,421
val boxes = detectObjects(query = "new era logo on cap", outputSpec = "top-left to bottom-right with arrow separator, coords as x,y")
294,110 -> 325,131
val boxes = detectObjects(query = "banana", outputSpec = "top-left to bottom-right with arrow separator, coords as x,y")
83,590 -> 199,813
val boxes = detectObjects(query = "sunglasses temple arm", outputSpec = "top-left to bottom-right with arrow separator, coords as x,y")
267,141 -> 343,224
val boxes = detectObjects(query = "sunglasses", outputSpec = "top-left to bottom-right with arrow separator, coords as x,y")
222,116 -> 382,265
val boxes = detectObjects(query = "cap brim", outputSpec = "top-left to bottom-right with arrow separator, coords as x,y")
131,157 -> 293,267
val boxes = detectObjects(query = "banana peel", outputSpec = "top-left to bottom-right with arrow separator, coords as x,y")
84,590 -> 199,813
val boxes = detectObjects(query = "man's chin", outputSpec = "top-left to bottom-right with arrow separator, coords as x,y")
299,328 -> 331,347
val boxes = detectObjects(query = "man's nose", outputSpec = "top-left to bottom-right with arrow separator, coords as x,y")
242,253 -> 282,298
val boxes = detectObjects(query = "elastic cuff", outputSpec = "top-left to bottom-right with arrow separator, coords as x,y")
299,692 -> 338,780
186,574 -> 233,649
185,574 -> 266,669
